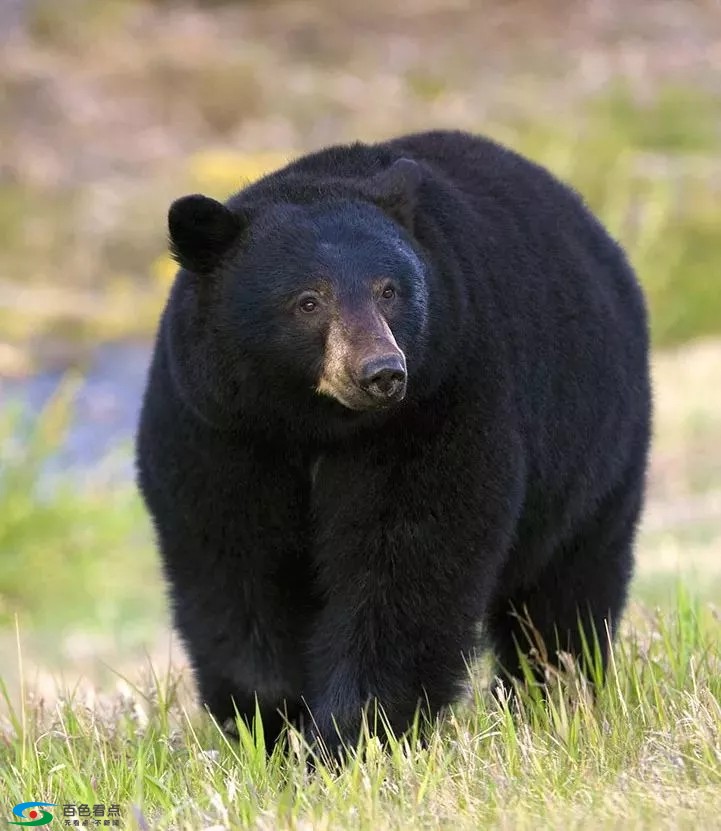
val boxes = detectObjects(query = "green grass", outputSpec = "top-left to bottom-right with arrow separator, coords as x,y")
0,594 -> 720,830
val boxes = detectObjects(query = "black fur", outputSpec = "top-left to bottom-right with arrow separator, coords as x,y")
136,130 -> 652,753
168,194 -> 244,273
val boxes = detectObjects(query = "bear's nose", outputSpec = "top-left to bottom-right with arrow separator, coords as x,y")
358,355 -> 407,401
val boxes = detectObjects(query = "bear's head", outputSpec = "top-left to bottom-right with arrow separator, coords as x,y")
164,158 -> 431,433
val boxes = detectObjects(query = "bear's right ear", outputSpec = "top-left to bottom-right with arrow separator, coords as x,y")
168,194 -> 245,273
365,158 -> 423,232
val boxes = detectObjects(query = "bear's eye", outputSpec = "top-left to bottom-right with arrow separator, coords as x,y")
299,297 -> 319,313
381,285 -> 396,300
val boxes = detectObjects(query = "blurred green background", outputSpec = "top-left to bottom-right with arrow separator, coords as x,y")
0,0 -> 719,697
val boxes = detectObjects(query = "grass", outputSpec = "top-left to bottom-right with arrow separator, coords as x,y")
0,595 -> 719,829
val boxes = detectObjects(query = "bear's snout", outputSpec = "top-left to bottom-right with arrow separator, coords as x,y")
357,354 -> 407,404
317,310 -> 408,411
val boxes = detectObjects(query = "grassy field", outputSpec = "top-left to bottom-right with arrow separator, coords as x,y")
1,596 -> 719,830
1,340 -> 720,829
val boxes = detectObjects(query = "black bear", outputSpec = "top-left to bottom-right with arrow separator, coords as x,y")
136,130 -> 651,753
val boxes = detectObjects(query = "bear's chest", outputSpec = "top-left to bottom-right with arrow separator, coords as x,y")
307,449 -> 394,528
309,455 -> 324,490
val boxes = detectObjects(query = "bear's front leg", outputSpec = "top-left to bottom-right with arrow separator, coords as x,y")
138,415 -> 319,752
305,421 -> 523,753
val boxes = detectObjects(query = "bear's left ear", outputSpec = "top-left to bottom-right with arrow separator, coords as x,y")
168,194 -> 246,274
365,158 -> 422,231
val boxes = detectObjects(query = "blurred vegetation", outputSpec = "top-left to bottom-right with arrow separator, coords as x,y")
0,0 -> 719,374
0,385 -> 162,640
3,89 -> 720,357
